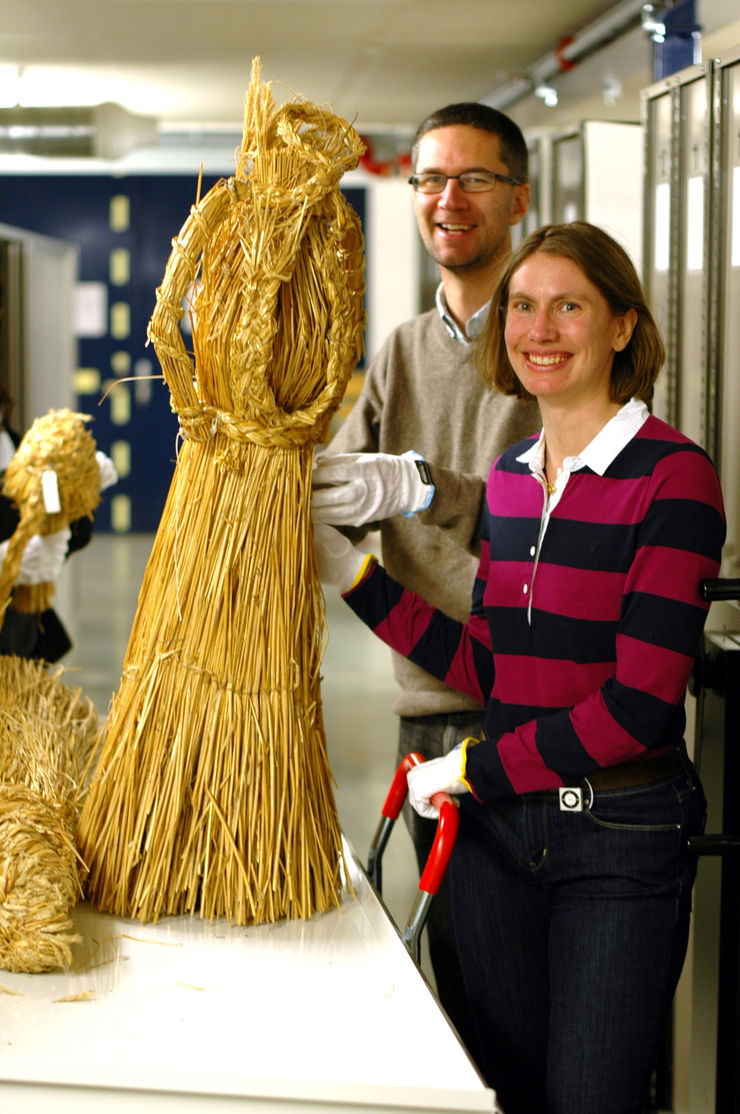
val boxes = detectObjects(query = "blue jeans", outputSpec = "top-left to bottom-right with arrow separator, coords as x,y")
397,712 -> 483,1063
450,759 -> 706,1114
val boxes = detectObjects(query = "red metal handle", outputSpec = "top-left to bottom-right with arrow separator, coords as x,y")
379,751 -> 459,893
419,792 -> 459,895
381,751 -> 425,820
371,753 -> 461,960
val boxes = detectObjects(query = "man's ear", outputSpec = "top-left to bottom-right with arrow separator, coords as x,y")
509,182 -> 530,228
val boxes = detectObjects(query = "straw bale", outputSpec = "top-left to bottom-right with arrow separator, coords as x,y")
0,656 -> 99,796
0,786 -> 81,973
78,58 -> 365,925
0,656 -> 98,972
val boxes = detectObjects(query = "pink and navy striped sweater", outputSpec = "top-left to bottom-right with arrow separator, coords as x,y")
342,414 -> 726,799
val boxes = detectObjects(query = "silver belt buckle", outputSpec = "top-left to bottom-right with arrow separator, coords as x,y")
558,786 -> 584,812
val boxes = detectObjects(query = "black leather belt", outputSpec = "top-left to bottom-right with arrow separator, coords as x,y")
524,749 -> 685,808
583,749 -> 684,791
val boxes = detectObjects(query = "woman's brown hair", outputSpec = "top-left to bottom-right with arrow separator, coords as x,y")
478,221 -> 665,405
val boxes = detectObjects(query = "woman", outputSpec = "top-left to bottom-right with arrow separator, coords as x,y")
312,222 -> 725,1114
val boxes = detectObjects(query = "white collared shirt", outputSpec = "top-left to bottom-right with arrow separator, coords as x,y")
514,397 -> 650,621
435,283 -> 489,344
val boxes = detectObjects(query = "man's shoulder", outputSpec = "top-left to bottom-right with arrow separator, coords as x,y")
367,306 -> 468,379
375,306 -> 453,352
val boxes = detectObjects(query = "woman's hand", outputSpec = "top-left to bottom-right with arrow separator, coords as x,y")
407,743 -> 470,819
311,522 -> 374,593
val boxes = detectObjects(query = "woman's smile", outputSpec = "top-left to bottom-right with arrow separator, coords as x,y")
523,351 -> 572,368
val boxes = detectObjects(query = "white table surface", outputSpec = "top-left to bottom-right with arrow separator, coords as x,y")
1,840 -> 500,1113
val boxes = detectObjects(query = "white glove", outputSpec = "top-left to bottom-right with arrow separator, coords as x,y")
312,522 -> 374,593
312,450 -> 435,526
407,742 -> 471,820
13,526 -> 72,586
96,451 -> 118,492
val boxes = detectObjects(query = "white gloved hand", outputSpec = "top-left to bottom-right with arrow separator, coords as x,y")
312,450 -> 434,526
407,742 -> 471,820
14,526 -> 72,586
312,522 -> 374,593
96,451 -> 118,492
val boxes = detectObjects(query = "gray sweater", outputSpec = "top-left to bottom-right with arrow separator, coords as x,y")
326,306 -> 541,717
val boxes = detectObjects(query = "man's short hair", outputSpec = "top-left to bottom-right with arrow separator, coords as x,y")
412,102 -> 529,184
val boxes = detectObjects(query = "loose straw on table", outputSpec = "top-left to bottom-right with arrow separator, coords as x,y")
77,58 -> 366,925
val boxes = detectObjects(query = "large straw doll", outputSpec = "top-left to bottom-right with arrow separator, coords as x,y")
77,60 -> 366,925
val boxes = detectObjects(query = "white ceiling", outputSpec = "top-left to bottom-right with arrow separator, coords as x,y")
1,0 -> 630,136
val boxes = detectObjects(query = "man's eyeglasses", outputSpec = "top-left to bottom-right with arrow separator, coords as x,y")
408,170 -> 523,194
407,170 -> 523,194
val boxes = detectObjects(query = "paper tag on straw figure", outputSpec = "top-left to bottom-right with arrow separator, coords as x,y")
42,470 -> 62,514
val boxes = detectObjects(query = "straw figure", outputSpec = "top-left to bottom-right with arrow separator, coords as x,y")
0,408 -> 101,624
77,59 -> 366,925
0,657 -> 98,972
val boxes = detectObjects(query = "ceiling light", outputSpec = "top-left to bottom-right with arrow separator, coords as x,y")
641,3 -> 666,42
534,84 -> 559,108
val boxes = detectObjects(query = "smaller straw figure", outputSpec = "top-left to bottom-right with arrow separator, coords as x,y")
0,409 -> 101,625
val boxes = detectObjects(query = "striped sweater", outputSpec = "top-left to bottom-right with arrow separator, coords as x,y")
343,413 -> 726,799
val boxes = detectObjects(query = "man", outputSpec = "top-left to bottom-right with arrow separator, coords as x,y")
312,103 -> 540,1056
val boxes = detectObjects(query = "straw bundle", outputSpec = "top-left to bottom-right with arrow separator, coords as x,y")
0,656 -> 98,972
77,58 -> 365,925
0,408 -> 100,619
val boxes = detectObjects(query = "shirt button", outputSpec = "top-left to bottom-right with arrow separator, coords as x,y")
529,546 -> 536,557
523,584 -> 529,594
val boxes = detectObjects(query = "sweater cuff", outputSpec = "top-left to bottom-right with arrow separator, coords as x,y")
463,736 -> 517,800
418,464 -> 485,555
460,736 -> 484,801
342,553 -> 376,595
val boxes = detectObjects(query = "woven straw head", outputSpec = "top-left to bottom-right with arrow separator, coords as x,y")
3,409 -> 100,533
148,57 -> 366,459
